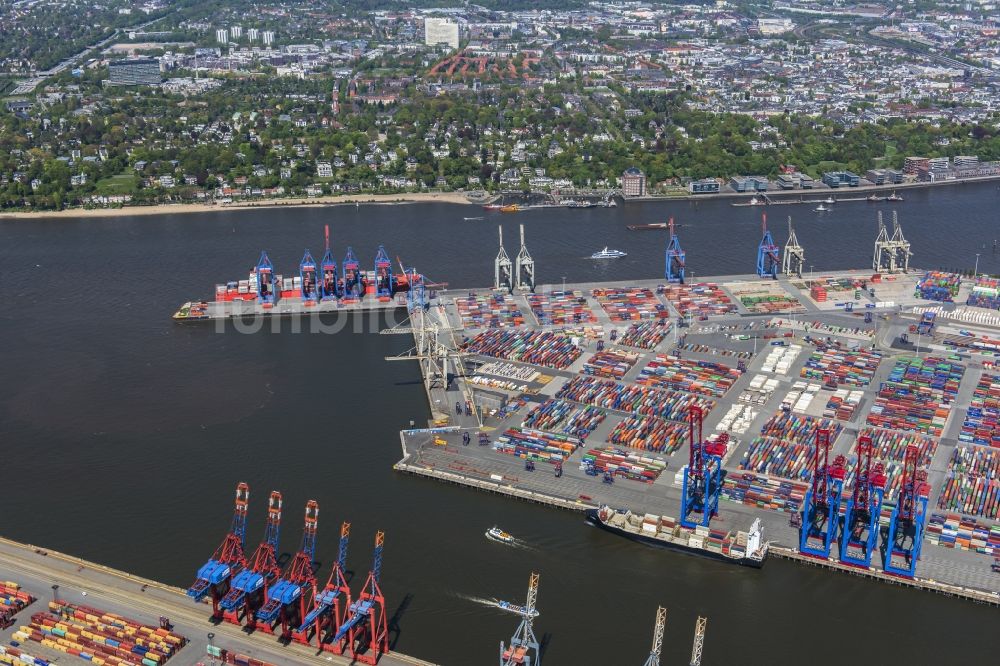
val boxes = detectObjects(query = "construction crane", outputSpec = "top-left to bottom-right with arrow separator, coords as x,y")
680,406 -> 726,528
374,244 -> 396,300
255,500 -> 319,641
495,225 -> 513,293
499,572 -> 541,666
220,491 -> 283,627
343,246 -> 362,301
756,213 -> 780,279
799,428 -> 846,559
689,617 -> 707,666
299,250 -> 319,304
334,531 -> 388,665
884,445 -> 929,577
665,217 -> 686,284
515,224 -> 535,292
188,483 -> 250,620
299,521 -> 352,652
320,225 -> 340,301
255,252 -> 276,305
839,436 -> 886,568
641,606 -> 666,666
782,216 -> 804,278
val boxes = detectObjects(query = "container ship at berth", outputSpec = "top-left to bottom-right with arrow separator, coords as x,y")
586,506 -> 768,568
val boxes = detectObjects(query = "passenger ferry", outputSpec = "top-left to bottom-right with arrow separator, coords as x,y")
590,247 -> 627,259
486,526 -> 515,544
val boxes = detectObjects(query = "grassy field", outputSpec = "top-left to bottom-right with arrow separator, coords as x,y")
94,174 -> 137,195
0,78 -> 15,96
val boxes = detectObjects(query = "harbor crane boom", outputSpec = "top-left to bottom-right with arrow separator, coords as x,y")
641,606 -> 666,666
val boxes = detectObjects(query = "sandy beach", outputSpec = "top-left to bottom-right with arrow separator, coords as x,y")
0,191 -> 482,220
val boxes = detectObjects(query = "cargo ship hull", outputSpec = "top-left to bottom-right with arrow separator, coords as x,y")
585,509 -> 766,568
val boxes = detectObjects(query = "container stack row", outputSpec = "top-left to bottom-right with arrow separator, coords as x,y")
866,356 -> 964,437
494,427 -> 581,464
761,344 -> 802,375
926,513 -> 1000,556
966,276 -> 1000,310
729,284 -> 805,314
454,293 -> 525,329
961,372 -> 1000,448
0,645 -> 51,666
590,287 -> 667,321
636,355 -> 740,398
657,283 -> 737,317
607,414 -> 689,455
800,343 -> 883,387
463,329 -> 582,369
617,320 -> 672,350
556,376 -> 712,421
582,348 -> 639,380
526,291 -> 596,326
823,388 -> 865,421
581,447 -> 668,482
937,445 -> 1000,519
915,271 -> 962,302
739,436 -> 850,482
766,318 -> 875,339
521,399 -> 605,440
0,581 -> 33,628
840,429 -> 938,501
721,473 -> 809,514
760,411 -> 844,446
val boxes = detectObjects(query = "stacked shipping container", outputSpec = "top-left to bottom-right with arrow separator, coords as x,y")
454,293 -> 525,329
526,291 -> 596,326
556,376 -> 712,421
521,399 -> 605,440
800,343 -> 882,387
607,414 -> 689,454
657,283 -> 737,317
937,445 -> 1000,519
590,287 -> 666,321
636,355 -> 740,398
961,372 -> 1000,448
464,329 -> 582,369
617,320 -> 672,350
866,356 -> 964,437
582,349 -> 639,379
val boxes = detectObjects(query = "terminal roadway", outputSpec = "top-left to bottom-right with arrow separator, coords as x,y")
0,537 -> 436,666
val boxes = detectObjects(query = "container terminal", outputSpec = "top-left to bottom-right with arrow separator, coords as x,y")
388,216 -> 1000,606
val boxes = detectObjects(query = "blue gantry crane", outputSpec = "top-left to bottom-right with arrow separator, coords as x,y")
680,406 -> 727,529
188,483 -> 250,620
343,247 -> 362,301
756,214 -> 780,279
320,225 -> 340,301
374,245 -> 396,300
884,445 -> 930,577
298,521 -> 352,652
799,428 -> 846,559
256,500 -> 319,641
333,531 -> 388,665
220,490 -> 283,628
300,250 -> 319,303
256,252 -> 277,304
839,436 -> 886,568
665,217 -> 686,284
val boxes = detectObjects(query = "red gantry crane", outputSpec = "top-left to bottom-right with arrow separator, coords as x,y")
255,500 -> 319,642
298,521 -> 353,652
187,483 -> 250,620
219,490 -> 283,628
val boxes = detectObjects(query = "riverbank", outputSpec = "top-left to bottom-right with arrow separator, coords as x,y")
0,190 -> 483,220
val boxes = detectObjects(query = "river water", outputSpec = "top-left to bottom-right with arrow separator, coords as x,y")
2,182 -> 997,665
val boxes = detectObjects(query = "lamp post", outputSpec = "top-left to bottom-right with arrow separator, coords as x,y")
975,253 -> 980,278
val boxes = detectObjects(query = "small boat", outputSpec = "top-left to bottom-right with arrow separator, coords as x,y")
483,204 -> 503,210
627,222 -> 669,231
486,526 -> 514,544
887,192 -> 904,201
815,204 -> 829,212
866,194 -> 884,202
500,204 -> 520,213
822,196 -> 836,204
747,195 -> 765,206
591,247 -> 627,259
464,216 -> 484,221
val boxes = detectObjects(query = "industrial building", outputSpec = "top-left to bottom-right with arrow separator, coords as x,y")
107,58 -> 162,86
688,178 -> 720,194
821,171 -> 860,188
729,175 -> 769,192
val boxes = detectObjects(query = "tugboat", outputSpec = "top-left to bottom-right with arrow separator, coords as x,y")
822,196 -> 836,204
486,526 -> 515,544
887,191 -> 904,202
586,505 -> 768,568
590,247 -> 627,259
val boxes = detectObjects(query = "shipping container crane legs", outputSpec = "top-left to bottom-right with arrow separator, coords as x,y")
680,406 -> 726,529
255,500 -> 319,642
889,212 -> 912,273
188,483 -> 250,621
299,521 -> 352,652
300,250 -> 319,304
756,213 -> 780,279
883,445 -> 929,577
665,218 -> 686,284
641,606 -> 666,666
320,225 -> 340,300
782,217 -> 804,278
375,244 -> 396,300
256,252 -> 276,305
334,531 -> 388,665
220,491 -> 283,629
515,224 -> 535,292
495,226 -> 513,293
689,617 -> 707,666
839,436 -> 886,568
343,247 -> 362,301
799,428 -> 846,559
499,572 -> 541,666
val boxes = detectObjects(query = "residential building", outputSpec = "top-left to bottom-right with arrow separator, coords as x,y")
621,167 -> 646,197
216,28 -> 229,44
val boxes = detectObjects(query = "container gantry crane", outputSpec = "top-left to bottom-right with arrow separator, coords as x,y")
300,250 -> 319,304
255,500 -> 319,642
499,572 -> 541,666
839,436 -> 886,568
321,225 -> 340,301
515,224 -> 535,292
374,245 -> 396,300
220,491 -> 283,628
782,217 -> 804,278
255,252 -> 276,305
334,531 -> 388,665
756,214 -> 780,279
883,445 -> 929,577
641,606 -> 666,666
799,428 -> 846,559
665,218 -> 686,284
680,406 -> 726,529
299,521 -> 352,653
495,226 -> 513,294
343,247 -> 362,301
689,617 -> 707,666
187,483 -> 250,621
